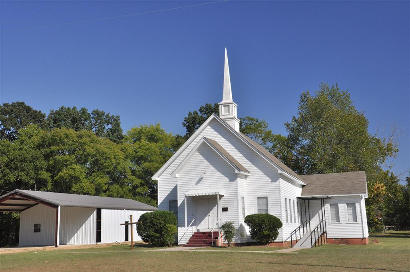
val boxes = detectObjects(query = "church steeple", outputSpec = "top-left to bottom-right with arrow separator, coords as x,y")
219,48 -> 240,131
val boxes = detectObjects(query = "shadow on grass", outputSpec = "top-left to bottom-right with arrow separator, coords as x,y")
371,231 -> 410,239
253,261 -> 407,272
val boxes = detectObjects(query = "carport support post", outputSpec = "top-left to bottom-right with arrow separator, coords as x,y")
55,205 -> 60,247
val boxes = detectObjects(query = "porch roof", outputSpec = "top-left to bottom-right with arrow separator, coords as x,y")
185,189 -> 225,197
301,171 -> 367,197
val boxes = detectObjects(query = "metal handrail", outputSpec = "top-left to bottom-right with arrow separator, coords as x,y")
307,219 -> 327,248
178,218 -> 195,244
284,219 -> 310,247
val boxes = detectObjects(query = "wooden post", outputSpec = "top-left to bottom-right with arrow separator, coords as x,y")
120,217 -> 138,249
130,215 -> 134,249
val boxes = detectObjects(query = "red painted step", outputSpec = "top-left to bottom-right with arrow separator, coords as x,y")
184,231 -> 219,247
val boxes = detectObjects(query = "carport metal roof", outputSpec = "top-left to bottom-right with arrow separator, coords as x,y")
0,189 -> 157,212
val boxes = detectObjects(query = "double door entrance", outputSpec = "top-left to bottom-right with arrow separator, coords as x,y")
193,197 -> 218,231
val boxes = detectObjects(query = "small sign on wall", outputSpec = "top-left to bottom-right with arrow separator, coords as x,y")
222,207 -> 228,212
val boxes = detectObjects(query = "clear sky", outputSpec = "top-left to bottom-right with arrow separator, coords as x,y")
1,1 -> 409,181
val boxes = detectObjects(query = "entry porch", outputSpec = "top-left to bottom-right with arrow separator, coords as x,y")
178,190 -> 224,245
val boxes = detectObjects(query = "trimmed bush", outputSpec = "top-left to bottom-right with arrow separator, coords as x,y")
244,214 -> 282,244
221,222 -> 235,246
137,210 -> 177,247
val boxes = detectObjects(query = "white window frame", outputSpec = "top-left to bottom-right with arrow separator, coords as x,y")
284,198 -> 288,223
257,197 -> 268,214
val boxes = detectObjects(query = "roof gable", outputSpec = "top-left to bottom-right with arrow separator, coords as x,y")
153,114 -> 304,185
172,137 -> 249,177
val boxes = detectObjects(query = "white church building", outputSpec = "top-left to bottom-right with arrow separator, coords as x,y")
153,49 -> 369,247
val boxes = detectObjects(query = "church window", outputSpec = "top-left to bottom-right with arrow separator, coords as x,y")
257,197 -> 268,214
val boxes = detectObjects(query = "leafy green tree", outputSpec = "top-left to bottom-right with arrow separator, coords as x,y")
279,83 -> 397,175
384,176 -> 410,230
47,106 -> 123,142
182,103 -> 219,138
125,124 -> 180,203
274,83 -> 398,231
0,102 -> 46,141
0,126 -> 49,195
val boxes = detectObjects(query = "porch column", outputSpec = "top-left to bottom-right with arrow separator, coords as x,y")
55,205 -> 60,247
184,196 -> 187,228
216,193 -> 220,228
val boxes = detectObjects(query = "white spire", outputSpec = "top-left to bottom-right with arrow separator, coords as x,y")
219,48 -> 240,132
222,48 -> 233,102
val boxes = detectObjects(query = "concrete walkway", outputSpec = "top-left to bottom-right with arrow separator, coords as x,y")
150,246 -> 302,254
0,244 -> 302,255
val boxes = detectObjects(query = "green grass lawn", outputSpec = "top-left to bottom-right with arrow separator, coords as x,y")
1,232 -> 409,272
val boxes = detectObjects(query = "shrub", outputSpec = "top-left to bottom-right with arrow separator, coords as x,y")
137,210 -> 177,247
221,222 -> 235,246
244,214 -> 282,244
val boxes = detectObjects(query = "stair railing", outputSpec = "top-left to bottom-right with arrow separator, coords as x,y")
309,219 -> 327,247
284,219 -> 310,247
178,218 -> 195,244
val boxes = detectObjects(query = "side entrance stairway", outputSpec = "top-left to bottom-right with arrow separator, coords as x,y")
184,231 -> 219,247
287,219 -> 327,249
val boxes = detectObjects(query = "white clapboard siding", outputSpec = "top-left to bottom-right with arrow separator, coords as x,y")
19,204 -> 56,246
100,209 -> 147,243
158,118 -> 289,244
279,179 -> 303,241
324,196 -> 368,239
59,207 -> 96,245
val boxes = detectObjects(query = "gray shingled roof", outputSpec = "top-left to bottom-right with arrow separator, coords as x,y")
240,133 -> 302,180
301,171 -> 367,196
0,190 -> 157,211
204,137 -> 249,173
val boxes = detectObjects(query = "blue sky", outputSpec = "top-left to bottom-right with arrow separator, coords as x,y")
1,1 -> 409,181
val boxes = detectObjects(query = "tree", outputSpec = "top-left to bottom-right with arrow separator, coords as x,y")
47,106 -> 123,142
280,83 -> 397,175
182,103 -> 219,138
275,83 -> 398,231
0,102 -> 46,141
0,126 -> 49,195
384,176 -> 410,230
125,124 -> 180,203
